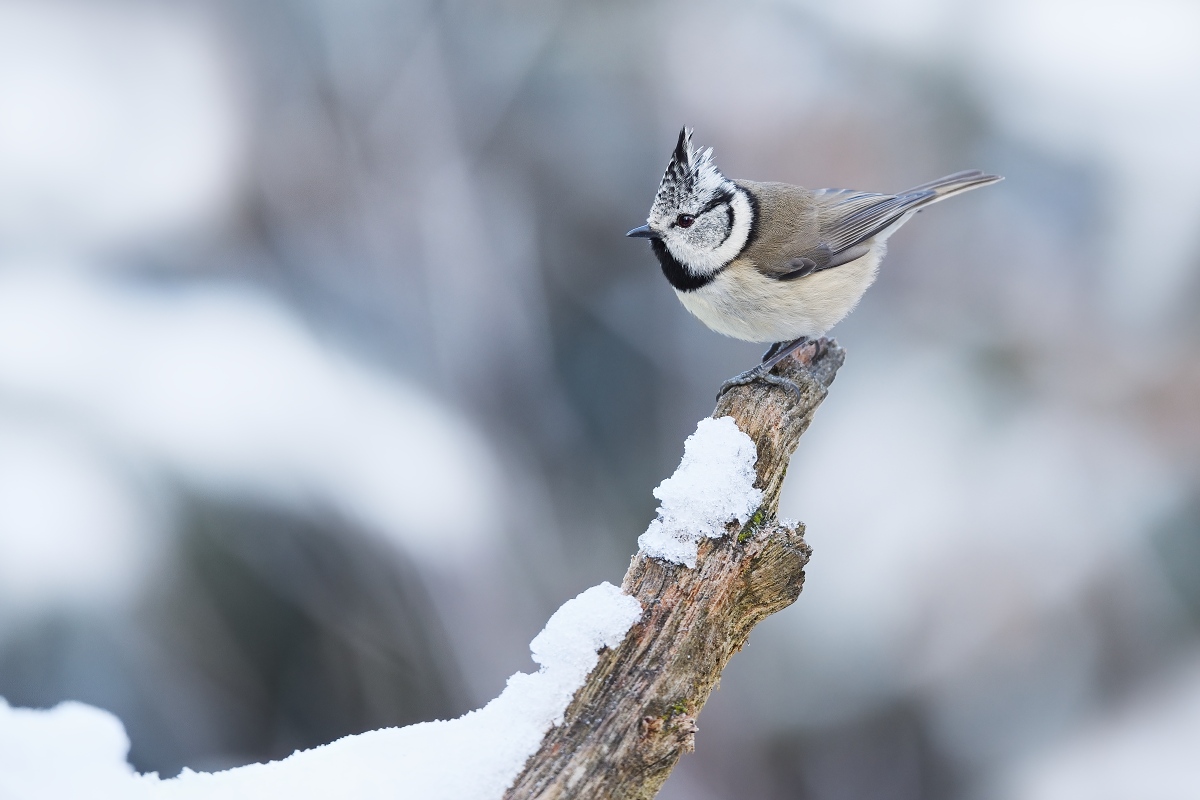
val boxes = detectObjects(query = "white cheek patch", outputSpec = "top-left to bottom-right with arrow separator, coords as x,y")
666,189 -> 753,276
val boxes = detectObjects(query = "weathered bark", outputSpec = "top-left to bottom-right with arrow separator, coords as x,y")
503,339 -> 845,800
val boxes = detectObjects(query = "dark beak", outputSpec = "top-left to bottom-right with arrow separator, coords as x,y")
626,224 -> 659,239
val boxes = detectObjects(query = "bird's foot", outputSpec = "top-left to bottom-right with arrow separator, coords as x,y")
716,337 -> 813,401
716,365 -> 805,401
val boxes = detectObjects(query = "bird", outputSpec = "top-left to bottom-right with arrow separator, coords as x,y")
627,128 -> 1002,398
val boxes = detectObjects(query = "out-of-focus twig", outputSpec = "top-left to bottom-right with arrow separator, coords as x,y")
503,339 -> 845,799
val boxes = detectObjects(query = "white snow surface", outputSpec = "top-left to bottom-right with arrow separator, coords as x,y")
638,416 -> 763,568
0,582 -> 642,800
0,700 -> 140,800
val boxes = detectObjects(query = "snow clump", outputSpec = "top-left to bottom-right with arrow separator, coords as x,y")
638,416 -> 763,568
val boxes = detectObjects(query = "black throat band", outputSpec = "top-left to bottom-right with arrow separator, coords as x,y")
652,238 -> 716,292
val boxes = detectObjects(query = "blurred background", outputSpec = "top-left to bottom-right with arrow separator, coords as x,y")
0,0 -> 1198,797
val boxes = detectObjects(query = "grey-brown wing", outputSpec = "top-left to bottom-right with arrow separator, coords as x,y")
759,189 -> 921,280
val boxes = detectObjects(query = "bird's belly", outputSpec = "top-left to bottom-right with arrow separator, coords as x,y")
676,249 -> 883,343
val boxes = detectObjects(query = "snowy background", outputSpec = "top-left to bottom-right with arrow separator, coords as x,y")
1,0 -> 1199,798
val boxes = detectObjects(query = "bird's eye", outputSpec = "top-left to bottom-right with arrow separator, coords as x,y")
676,214 -> 696,228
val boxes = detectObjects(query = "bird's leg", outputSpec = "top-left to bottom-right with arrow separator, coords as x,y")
716,337 -> 810,400
759,341 -> 784,363
760,337 -> 812,372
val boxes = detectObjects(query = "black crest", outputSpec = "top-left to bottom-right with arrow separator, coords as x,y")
652,127 -> 728,215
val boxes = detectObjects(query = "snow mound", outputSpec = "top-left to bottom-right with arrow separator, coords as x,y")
638,416 -> 763,568
0,699 -> 139,800
0,582 -> 642,800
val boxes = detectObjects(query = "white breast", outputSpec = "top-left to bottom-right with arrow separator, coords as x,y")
676,244 -> 885,343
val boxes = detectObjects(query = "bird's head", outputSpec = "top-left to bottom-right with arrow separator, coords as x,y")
627,128 -> 754,284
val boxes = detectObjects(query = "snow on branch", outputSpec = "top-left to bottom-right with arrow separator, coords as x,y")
0,339 -> 844,800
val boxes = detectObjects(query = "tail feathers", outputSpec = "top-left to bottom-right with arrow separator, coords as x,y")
815,169 -> 1002,257
902,170 -> 1003,206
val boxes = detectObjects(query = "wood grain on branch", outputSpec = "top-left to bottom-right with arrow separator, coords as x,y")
503,338 -> 846,800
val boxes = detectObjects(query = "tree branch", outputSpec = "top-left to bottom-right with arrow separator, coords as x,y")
504,338 -> 846,800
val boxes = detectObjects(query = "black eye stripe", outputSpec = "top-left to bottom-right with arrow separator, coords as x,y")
698,189 -> 734,216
